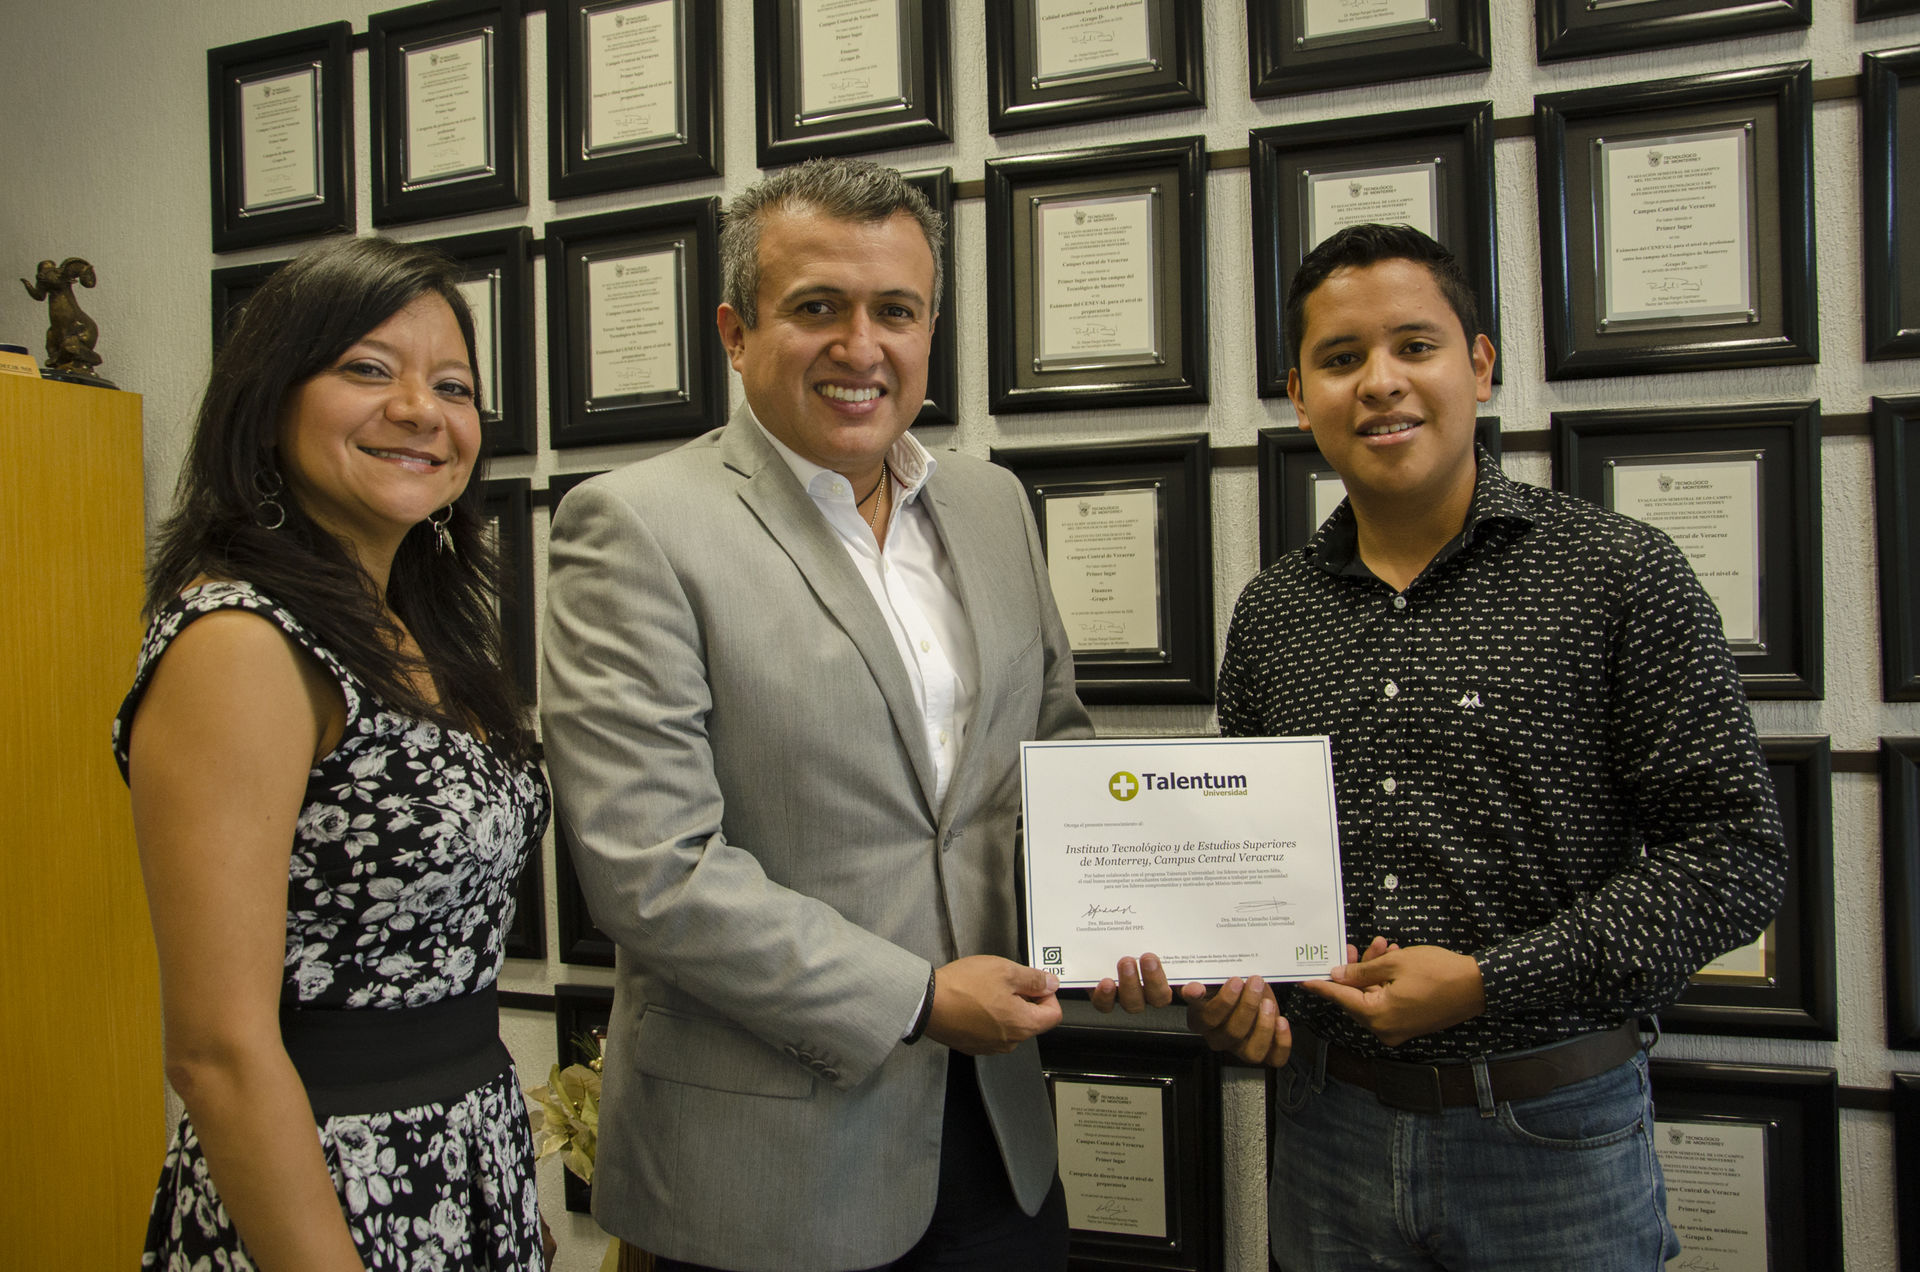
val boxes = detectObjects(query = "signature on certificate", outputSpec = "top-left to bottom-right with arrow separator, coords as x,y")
1084,903 -> 1137,919
1234,898 -> 1288,914
1090,1199 -> 1132,1221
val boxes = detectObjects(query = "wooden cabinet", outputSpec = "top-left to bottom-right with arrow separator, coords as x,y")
0,374 -> 162,1263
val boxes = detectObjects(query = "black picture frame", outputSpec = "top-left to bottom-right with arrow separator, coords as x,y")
545,197 -> 725,450
985,136 -> 1209,414
1256,419 -> 1501,569
1897,1072 -> 1920,1271
1865,44 -> 1920,362
1882,738 -> 1920,1049
502,825 -> 546,960
209,258 -> 290,353
1535,63 -> 1818,381
1862,0 -> 1920,16
546,0 -> 722,200
1647,1060 -> 1841,1272
1660,737 -> 1835,1040
1537,0 -> 1810,64
985,0 -> 1204,136
989,436 -> 1213,705
753,0 -> 951,169
1249,101 -> 1500,398
906,168 -> 957,428
207,22 -> 355,253
422,227 -> 536,457
368,0 -> 527,227
1874,396 -> 1920,699
1246,0 -> 1489,99
1037,1023 -> 1222,1271
552,983 -> 615,1213
478,477 -> 536,701
1552,401 -> 1823,700
553,814 -> 617,968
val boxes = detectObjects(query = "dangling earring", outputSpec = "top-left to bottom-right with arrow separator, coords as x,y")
429,505 -> 454,554
252,466 -> 287,530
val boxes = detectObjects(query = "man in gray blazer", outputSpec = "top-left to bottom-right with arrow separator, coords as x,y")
542,158 -> 1091,1271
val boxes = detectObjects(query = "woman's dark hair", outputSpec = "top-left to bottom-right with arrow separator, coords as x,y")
147,235 -> 532,760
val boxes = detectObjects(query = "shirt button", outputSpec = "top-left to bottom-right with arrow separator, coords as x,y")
1381,776 -> 1397,794
920,639 -> 931,652
1384,680 -> 1399,698
1384,874 -> 1399,890
1392,595 -> 1408,610
938,730 -> 949,745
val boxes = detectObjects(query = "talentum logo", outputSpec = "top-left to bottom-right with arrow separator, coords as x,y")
1108,771 -> 1140,801
1108,768 -> 1248,799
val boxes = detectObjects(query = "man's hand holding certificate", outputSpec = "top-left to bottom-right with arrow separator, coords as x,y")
1019,737 -> 1348,988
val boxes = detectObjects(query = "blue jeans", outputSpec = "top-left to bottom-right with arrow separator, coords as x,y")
1268,1041 -> 1679,1271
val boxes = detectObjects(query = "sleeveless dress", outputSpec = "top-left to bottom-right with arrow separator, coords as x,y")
114,581 -> 551,1271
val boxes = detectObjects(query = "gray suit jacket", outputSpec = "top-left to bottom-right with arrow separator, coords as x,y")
541,405 -> 1092,1271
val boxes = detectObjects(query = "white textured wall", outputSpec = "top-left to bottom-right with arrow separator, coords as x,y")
5,2 -> 1920,1269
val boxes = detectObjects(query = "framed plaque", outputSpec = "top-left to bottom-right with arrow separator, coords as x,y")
985,0 -> 1204,135
990,436 -> 1212,704
1249,101 -> 1500,397
368,0 -> 527,227
207,23 -> 354,253
1884,739 -> 1920,1049
1246,0 -> 1489,99
419,227 -> 536,457
1661,737 -> 1835,1040
1865,45 -> 1920,361
753,0 -> 951,168
1255,419 -> 1501,569
985,136 -> 1209,414
546,0 -> 721,200
546,198 -> 724,450
209,258 -> 290,353
1897,1073 -> 1920,1271
902,168 -> 958,428
1875,397 -> 1920,699
552,983 -> 615,1213
1552,402 -> 1821,700
1038,1023 -> 1221,1270
1648,1061 -> 1840,1272
1537,0 -> 1809,63
554,815 -> 616,968
1536,63 -> 1817,381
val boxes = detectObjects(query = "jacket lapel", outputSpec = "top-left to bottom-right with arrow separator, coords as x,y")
920,473 -> 1009,828
721,409 -> 941,813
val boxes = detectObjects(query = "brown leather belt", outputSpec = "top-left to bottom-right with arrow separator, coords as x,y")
1301,1019 -> 1644,1114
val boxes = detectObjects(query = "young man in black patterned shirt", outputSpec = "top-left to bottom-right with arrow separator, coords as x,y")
1096,224 -> 1785,1270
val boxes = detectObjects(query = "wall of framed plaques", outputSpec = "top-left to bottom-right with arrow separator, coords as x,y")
4,2 -> 1920,1268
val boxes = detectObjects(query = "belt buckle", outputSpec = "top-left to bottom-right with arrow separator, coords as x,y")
1371,1062 -> 1445,1113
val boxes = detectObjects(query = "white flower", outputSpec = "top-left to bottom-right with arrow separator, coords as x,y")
348,746 -> 393,780
296,804 -> 351,842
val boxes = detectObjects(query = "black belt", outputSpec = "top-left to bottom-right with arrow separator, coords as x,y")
1298,1019 -> 1645,1115
280,984 -> 512,1119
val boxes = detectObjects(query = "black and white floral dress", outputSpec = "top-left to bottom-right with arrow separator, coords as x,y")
115,582 -> 551,1272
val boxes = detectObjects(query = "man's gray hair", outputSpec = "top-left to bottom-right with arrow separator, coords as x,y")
719,157 -> 944,328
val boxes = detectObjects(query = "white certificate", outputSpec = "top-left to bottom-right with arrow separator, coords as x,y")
454,273 -> 499,412
238,66 -> 322,212
403,31 -> 493,185
1607,455 -> 1762,649
1021,737 -> 1348,988
586,247 -> 685,401
1033,0 -> 1155,86
1694,924 -> 1772,982
1597,126 -> 1754,327
1300,0 -> 1432,43
1653,1120 -> 1771,1272
1310,470 -> 1348,530
1044,487 -> 1161,653
585,0 -> 682,155
1053,1079 -> 1167,1237
1034,190 -> 1160,370
1306,161 -> 1439,249
797,0 -> 905,121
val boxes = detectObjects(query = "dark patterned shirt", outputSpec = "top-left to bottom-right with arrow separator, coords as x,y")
1218,450 -> 1786,1061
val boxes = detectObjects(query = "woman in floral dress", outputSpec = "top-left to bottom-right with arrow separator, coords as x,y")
116,237 -> 552,1270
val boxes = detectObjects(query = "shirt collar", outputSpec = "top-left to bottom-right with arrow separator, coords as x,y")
748,406 -> 937,507
1308,445 -> 1535,581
